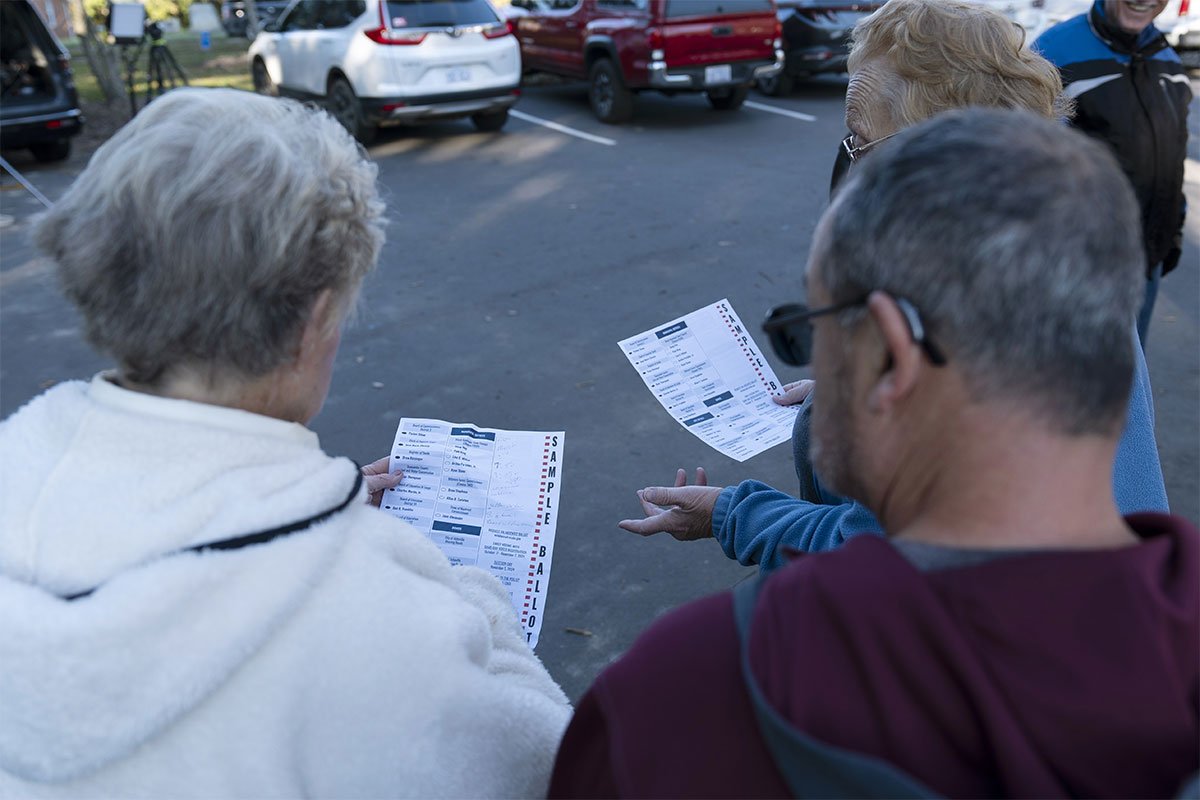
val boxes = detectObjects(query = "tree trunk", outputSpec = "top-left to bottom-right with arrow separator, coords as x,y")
72,0 -> 127,105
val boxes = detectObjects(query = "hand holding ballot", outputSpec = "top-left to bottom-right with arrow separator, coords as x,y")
772,379 -> 814,407
361,456 -> 405,507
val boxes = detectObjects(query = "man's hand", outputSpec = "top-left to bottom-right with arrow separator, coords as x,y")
362,456 -> 404,507
618,468 -> 722,541
773,379 -> 814,407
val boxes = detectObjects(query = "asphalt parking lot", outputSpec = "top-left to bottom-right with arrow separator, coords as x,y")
2,76 -> 1198,701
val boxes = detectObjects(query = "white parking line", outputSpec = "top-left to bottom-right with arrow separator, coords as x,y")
745,100 -> 817,122
510,110 -> 618,146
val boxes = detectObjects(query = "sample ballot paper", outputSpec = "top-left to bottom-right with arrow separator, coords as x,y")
380,419 -> 563,647
619,299 -> 797,462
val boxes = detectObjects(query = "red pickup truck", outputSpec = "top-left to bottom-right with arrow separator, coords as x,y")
509,0 -> 784,123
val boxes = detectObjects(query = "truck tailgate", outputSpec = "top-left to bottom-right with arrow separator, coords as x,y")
661,2 -> 777,67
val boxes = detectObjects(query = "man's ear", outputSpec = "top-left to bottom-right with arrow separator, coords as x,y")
865,291 -> 921,414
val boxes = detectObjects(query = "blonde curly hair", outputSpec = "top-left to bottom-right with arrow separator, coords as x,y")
849,0 -> 1072,124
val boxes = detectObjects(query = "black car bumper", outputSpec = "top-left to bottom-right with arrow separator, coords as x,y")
782,44 -> 849,75
0,108 -> 84,148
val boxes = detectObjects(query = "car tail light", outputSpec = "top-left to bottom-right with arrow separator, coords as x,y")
647,26 -> 664,52
1182,0 -> 1191,15
364,2 -> 427,45
365,27 -> 427,44
482,21 -> 512,39
46,120 -> 63,129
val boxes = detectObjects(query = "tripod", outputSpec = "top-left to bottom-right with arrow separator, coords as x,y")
120,23 -> 188,119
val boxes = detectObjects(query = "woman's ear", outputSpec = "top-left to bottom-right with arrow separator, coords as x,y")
865,291 -> 922,414
294,289 -> 339,364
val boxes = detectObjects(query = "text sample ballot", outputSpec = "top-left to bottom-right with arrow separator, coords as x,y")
380,419 -> 563,648
619,299 -> 797,462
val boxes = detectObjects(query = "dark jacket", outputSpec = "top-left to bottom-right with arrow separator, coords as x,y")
1035,1 -> 1192,276
549,514 -> 1200,798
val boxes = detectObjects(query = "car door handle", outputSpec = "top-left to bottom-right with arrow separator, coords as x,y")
565,21 -> 578,28
712,25 -> 732,36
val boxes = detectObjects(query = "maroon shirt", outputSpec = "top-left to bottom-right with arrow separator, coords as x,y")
550,514 -> 1199,798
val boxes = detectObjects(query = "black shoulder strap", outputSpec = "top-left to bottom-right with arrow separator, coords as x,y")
732,576 -> 940,799
63,470 -> 364,602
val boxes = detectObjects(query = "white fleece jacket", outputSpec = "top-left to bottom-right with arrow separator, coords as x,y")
0,375 -> 571,799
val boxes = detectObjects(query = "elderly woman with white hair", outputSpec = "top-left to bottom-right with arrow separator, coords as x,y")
0,88 -> 569,797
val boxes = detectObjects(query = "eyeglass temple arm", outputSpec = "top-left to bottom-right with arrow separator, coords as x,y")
894,297 -> 947,366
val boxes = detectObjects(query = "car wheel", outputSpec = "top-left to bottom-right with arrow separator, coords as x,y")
707,85 -> 749,111
29,139 -> 70,163
472,109 -> 509,132
327,76 -> 376,145
252,58 -> 277,97
588,58 -> 633,124
755,72 -> 793,97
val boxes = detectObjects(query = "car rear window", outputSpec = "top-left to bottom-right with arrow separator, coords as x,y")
385,0 -> 499,28
664,0 -> 773,18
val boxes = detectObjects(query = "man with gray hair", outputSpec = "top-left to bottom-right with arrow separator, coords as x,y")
549,109 -> 1198,798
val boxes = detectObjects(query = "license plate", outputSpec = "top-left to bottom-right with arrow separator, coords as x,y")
704,64 -> 732,84
445,67 -> 473,84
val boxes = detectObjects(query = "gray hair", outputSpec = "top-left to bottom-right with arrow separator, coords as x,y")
34,88 -> 385,385
816,108 -> 1143,435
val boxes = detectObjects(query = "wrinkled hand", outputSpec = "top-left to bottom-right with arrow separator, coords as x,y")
772,379 -> 814,407
618,468 -> 721,541
362,456 -> 404,507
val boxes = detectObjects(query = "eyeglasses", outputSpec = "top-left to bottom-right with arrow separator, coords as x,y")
841,131 -> 900,164
761,294 -> 948,368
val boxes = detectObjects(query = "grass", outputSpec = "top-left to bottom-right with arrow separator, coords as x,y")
67,32 -> 254,103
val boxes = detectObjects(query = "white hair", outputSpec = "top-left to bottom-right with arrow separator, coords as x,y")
35,88 -> 385,385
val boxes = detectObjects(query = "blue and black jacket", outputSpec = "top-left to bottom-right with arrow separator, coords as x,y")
1035,0 -> 1192,276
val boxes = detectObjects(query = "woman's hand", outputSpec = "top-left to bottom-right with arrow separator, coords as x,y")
773,379 -> 814,407
362,457 -> 404,507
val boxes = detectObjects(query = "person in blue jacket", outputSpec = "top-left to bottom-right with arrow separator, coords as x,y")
618,0 -> 1170,572
1034,0 -> 1191,344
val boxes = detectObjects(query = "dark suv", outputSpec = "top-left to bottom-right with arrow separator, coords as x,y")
221,1 -> 290,38
756,1 -> 883,96
0,0 -> 83,162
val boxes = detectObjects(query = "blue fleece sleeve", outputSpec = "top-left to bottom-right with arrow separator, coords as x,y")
712,481 -> 882,573
1114,331 -> 1169,512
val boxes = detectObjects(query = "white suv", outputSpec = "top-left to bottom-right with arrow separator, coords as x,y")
249,0 -> 521,142
1163,0 -> 1200,70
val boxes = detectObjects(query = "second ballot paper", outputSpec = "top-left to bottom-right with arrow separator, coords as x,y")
619,299 -> 798,462
380,418 -> 563,648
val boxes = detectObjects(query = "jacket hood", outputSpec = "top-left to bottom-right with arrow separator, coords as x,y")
750,518 -> 1200,797
0,376 -> 363,783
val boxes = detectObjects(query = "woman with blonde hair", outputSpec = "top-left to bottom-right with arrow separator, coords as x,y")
834,0 -> 1071,187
